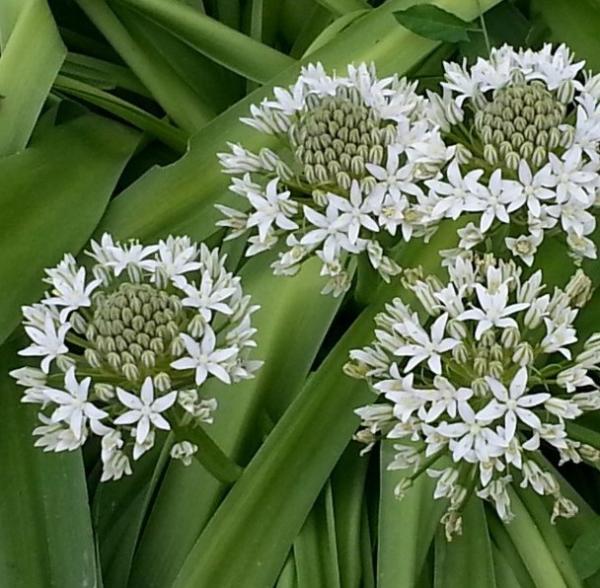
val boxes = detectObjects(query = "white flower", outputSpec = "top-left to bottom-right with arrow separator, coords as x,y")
466,170 -> 524,232
328,181 -> 379,244
174,275 -> 236,322
105,241 -> 159,277
246,178 -> 298,242
45,368 -> 108,440
506,233 -> 543,267
395,313 -> 459,374
301,205 -> 361,261
479,368 -> 550,439
154,236 -> 202,281
114,378 -> 177,445
547,147 -> 596,205
428,160 -> 485,220
19,312 -> 69,373
459,283 -> 529,340
517,161 -> 555,217
437,403 -> 505,463
422,377 -> 473,422
171,330 -> 238,385
44,262 -> 100,321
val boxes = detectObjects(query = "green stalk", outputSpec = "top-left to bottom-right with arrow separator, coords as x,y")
171,416 -> 243,485
314,0 -> 370,16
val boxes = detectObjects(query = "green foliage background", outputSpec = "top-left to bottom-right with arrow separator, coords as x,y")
3,1 -> 600,587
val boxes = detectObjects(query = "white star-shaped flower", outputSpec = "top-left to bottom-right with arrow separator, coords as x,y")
171,329 -> 238,385
458,283 -> 529,340
106,242 -> 159,277
436,403 -> 505,463
420,377 -> 473,422
19,312 -> 69,373
466,169 -> 524,232
517,160 -> 555,217
114,377 -> 177,445
547,147 -> 596,205
301,204 -> 362,261
395,313 -> 459,374
246,178 -> 298,242
428,160 -> 486,220
478,368 -> 550,439
153,236 -> 202,281
328,181 -> 379,244
45,367 -> 108,440
174,273 -> 236,322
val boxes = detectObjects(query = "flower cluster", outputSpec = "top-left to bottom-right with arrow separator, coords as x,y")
11,234 -> 260,481
346,255 -> 600,538
426,44 -> 600,264
217,63 -> 453,295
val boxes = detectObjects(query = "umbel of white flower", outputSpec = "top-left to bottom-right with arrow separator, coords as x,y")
425,44 -> 600,264
217,62 -> 454,296
346,254 -> 600,539
11,234 -> 261,482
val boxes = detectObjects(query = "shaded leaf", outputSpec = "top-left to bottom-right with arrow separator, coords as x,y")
394,4 -> 472,43
0,338 -> 97,587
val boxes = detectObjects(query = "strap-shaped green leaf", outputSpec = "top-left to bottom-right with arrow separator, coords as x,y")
0,0 -> 65,156
0,113 -> 138,345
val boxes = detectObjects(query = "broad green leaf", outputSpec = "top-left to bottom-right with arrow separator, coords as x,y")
170,299 -> 376,588
74,0 -> 214,132
276,552 -> 298,588
488,514 -> 536,588
0,0 -> 66,156
128,255 -> 343,588
97,0 -> 502,244
530,0 -> 600,71
314,0 -> 370,17
54,75 -> 188,151
514,486 -> 583,588
117,0 -> 294,83
570,519 -> 600,580
330,446 -> 369,588
433,497 -> 496,588
302,9 -> 370,57
0,113 -> 138,345
378,441 -> 446,588
0,338 -> 97,587
492,545 -> 528,588
92,435 -> 172,588
294,483 -> 341,588
394,4 -> 473,43
503,489 -> 577,588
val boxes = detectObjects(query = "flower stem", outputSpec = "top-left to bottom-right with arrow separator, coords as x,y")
172,419 -> 243,485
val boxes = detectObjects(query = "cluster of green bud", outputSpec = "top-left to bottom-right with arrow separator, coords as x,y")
288,86 -> 396,192
84,282 -> 185,383
473,78 -> 573,170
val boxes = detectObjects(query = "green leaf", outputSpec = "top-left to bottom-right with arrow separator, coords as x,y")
394,4 -> 472,43
378,441 -> 446,588
571,519 -> 600,580
54,74 -> 188,151
0,113 -> 138,346
433,497 -> 496,588
294,483 -> 341,588
0,338 -> 97,587
116,0 -> 294,83
93,436 -> 172,588
128,256 -> 343,588
314,0 -> 370,17
530,0 -> 600,71
74,0 -> 214,132
0,0 -> 66,156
